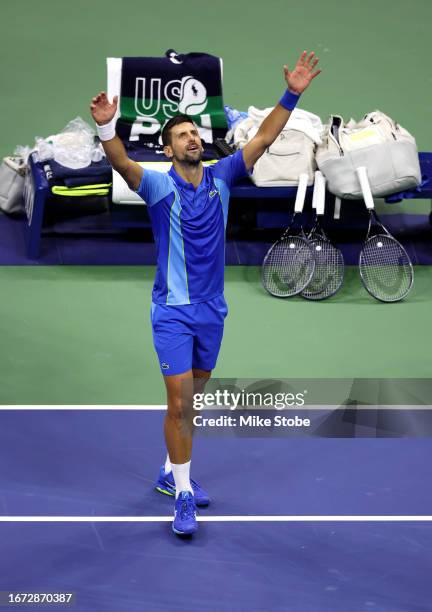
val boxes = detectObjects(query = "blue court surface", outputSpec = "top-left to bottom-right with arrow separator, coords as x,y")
0,409 -> 431,611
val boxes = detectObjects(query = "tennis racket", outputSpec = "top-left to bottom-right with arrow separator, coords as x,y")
302,171 -> 345,300
356,166 -> 414,302
261,173 -> 315,297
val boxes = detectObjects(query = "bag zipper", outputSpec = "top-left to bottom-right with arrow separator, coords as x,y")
329,116 -> 344,156
368,114 -> 397,140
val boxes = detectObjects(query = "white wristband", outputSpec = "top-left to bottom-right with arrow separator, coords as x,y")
96,118 -> 116,141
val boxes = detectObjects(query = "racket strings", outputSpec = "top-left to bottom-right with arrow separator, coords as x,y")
359,235 -> 413,301
302,239 -> 344,300
262,237 -> 315,297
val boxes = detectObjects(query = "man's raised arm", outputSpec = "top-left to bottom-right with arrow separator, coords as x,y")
242,51 -> 321,171
90,92 -> 143,191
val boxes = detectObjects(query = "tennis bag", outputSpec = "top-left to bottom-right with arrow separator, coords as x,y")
315,111 -> 421,199
0,156 -> 27,214
233,107 -> 323,186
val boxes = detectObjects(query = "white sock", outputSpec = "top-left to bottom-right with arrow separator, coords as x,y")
164,454 -> 172,475
171,461 -> 193,498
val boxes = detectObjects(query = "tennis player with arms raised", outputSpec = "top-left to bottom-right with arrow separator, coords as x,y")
90,51 -> 321,536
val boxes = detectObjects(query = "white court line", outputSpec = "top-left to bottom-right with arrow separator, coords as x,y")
0,405 -> 167,410
0,516 -> 431,523
0,405 -> 431,411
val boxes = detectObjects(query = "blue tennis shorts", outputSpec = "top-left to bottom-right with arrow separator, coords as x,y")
150,295 -> 228,376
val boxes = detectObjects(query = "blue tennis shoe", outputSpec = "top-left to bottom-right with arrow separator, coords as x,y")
172,491 -> 198,536
155,466 -> 210,507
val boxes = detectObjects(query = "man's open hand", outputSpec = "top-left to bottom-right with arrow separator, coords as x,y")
90,92 -> 118,125
284,51 -> 321,95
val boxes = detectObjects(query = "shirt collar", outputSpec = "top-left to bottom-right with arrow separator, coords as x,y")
168,164 -> 206,191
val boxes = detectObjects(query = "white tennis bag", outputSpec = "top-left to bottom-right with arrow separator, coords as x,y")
233,107 -> 323,186
0,156 -> 27,214
315,111 -> 421,199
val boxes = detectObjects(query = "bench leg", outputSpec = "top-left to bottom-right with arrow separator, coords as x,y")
23,168 -> 48,259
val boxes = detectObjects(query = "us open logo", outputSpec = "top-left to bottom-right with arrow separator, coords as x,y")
130,76 -> 212,144
134,76 -> 208,118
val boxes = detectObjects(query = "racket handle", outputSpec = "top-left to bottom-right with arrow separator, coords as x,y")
315,172 -> 326,216
294,173 -> 309,213
311,170 -> 323,210
356,166 -> 375,210
334,197 -> 341,220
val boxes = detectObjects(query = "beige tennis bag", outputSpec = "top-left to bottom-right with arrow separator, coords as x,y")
233,106 -> 323,186
315,111 -> 421,199
0,156 -> 27,214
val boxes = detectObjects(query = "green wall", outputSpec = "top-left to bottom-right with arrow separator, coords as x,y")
1,0 -> 430,211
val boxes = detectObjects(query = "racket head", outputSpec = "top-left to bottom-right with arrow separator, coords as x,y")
359,233 -> 414,302
301,237 -> 345,300
261,235 -> 315,297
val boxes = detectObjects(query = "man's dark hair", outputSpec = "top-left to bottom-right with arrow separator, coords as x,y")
161,114 -> 196,147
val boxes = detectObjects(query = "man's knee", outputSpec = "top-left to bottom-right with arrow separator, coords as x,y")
192,369 -> 211,395
166,394 -> 193,429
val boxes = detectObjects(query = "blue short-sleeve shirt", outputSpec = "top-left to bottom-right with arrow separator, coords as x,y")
135,150 -> 248,305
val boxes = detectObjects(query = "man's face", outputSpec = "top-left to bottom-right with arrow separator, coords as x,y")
164,122 -> 203,164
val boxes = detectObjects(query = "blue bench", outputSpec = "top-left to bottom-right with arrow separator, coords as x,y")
23,152 -> 432,259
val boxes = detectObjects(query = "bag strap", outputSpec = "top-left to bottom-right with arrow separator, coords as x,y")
3,156 -> 27,176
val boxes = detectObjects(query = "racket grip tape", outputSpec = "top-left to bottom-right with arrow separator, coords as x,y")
294,173 -> 309,213
315,172 -> 326,216
311,170 -> 323,210
356,166 -> 375,210
334,197 -> 342,220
